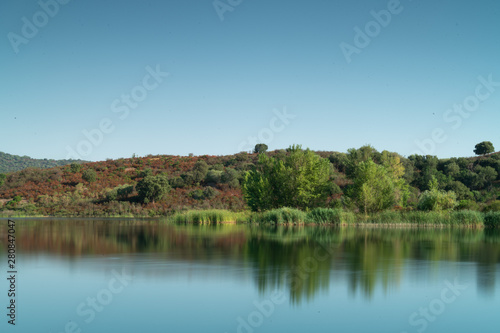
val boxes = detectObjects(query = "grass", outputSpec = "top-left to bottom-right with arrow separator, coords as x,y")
254,208 -> 307,224
306,208 -> 356,225
169,209 -> 249,224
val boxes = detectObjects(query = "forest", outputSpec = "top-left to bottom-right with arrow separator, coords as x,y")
0,151 -> 85,173
0,142 -> 499,226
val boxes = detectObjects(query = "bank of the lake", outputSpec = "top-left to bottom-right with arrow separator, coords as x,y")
168,208 -> 500,228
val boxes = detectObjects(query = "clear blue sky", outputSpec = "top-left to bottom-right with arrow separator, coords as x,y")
1,0 -> 499,161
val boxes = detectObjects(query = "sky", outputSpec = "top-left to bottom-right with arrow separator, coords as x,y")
1,0 -> 499,162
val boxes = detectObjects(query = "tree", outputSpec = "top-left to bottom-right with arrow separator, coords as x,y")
254,144 -> 268,154
242,145 -> 332,211
348,159 -> 408,214
0,173 -> 6,187
417,177 -> 457,211
136,174 -> 171,203
192,160 -> 209,183
70,163 -> 82,173
474,141 -> 495,156
82,169 -> 97,183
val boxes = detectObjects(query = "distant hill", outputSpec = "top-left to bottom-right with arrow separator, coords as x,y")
0,151 -> 86,173
0,147 -> 498,217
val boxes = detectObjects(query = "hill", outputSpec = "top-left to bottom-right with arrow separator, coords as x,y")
0,151 -> 86,173
0,147 -> 499,217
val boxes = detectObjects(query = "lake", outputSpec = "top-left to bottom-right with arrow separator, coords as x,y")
1,219 -> 499,333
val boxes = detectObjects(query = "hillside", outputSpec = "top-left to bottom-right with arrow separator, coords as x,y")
0,147 -> 499,217
0,151 -> 86,173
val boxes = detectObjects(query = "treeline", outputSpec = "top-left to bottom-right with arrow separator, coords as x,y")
0,151 -> 85,173
0,143 -> 499,218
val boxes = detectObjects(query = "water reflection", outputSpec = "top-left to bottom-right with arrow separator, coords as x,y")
0,219 -> 499,304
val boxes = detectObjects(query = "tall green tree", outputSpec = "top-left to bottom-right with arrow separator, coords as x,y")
242,145 -> 332,211
348,159 -> 408,214
474,141 -> 495,156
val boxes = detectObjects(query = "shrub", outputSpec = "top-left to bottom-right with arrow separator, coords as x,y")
192,161 -> 209,183
205,170 -> 223,184
484,200 -> 500,212
418,178 -> 457,211
203,186 -> 219,199
189,189 -> 205,200
136,174 -> 171,203
106,184 -> 134,201
484,212 -> 500,228
456,200 -> 479,211
82,169 -> 97,183
170,176 -> 185,188
70,163 -> 82,173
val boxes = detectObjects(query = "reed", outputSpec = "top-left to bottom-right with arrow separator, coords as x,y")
170,209 -> 248,224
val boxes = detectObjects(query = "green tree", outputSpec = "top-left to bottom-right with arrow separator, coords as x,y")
417,177 -> 457,211
254,143 -> 268,154
348,159 -> 408,214
474,141 -> 495,156
82,169 -> 97,183
192,160 -> 209,183
0,173 -> 6,187
70,163 -> 82,173
242,145 -> 331,211
136,174 -> 171,203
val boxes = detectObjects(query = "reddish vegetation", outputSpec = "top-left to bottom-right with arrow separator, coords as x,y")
0,153 -> 263,216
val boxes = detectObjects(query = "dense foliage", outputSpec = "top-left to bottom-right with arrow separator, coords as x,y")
0,143 -> 498,218
0,151 -> 85,173
242,145 -> 333,211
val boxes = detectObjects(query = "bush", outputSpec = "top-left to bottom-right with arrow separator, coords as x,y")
106,184 -> 134,201
169,176 -> 185,188
484,212 -> 500,228
136,174 -> 171,203
189,187 -> 220,200
456,200 -> 479,211
418,179 -> 457,212
484,200 -> 500,212
203,186 -> 219,199
205,170 -> 223,184
82,169 -> 97,183
189,189 -> 205,200
70,163 -> 82,173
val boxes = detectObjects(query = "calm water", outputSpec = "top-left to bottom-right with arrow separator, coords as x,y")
1,219 -> 499,333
